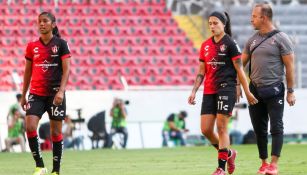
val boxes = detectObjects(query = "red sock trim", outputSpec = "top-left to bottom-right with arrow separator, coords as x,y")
218,150 -> 229,160
51,134 -> 63,142
26,131 -> 38,138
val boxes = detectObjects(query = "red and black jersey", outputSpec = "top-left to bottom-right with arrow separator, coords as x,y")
199,34 -> 241,94
25,36 -> 71,96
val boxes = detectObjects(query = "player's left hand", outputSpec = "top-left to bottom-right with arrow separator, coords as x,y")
53,90 -> 64,106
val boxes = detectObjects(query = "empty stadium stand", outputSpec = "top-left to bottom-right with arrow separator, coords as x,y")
0,0 -> 198,90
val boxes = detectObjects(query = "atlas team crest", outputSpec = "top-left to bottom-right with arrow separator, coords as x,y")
220,44 -> 227,52
52,45 -> 58,54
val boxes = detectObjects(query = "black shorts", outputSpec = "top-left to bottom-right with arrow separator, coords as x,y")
201,91 -> 236,116
26,93 -> 66,121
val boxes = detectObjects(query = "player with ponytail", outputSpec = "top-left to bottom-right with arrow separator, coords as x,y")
188,11 -> 258,175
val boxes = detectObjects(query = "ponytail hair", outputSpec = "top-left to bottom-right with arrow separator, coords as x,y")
39,11 -> 61,38
224,12 -> 232,37
209,11 -> 232,36
52,26 -> 61,38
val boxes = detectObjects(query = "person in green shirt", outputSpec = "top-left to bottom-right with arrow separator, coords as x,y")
6,94 -> 25,121
162,111 -> 189,147
108,98 -> 128,148
4,108 -> 25,152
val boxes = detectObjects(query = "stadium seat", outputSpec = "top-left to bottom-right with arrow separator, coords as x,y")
0,0 -> 199,90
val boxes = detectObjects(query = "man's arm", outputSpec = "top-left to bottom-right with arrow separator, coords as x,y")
241,52 -> 251,67
282,53 -> 296,106
168,122 -> 180,132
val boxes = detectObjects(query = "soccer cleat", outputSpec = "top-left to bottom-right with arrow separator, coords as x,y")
51,172 -> 59,175
265,164 -> 278,175
32,167 -> 48,175
257,163 -> 269,174
227,149 -> 237,174
211,168 -> 226,175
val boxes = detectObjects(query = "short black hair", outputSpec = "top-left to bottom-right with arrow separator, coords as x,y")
255,2 -> 273,21
16,93 -> 22,100
179,111 -> 187,118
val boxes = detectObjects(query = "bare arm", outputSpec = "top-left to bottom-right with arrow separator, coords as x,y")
188,62 -> 205,105
20,60 -> 32,111
235,74 -> 242,103
7,118 -> 16,129
282,53 -> 295,90
241,52 -> 251,67
233,59 -> 250,95
192,62 -> 205,94
59,58 -> 70,93
53,58 -> 70,105
168,122 -> 180,132
282,53 -> 296,106
233,58 -> 258,105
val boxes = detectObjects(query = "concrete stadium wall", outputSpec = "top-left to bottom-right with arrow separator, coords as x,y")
1,89 -> 307,150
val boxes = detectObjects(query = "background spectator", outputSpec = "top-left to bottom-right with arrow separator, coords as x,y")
162,111 -> 189,147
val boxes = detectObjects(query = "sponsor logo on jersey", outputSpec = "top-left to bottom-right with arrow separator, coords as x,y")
250,39 -> 256,50
35,60 -> 58,72
208,57 -> 225,69
205,45 -> 209,51
219,95 -> 229,100
34,47 -> 39,53
34,54 -> 40,59
220,83 -> 228,88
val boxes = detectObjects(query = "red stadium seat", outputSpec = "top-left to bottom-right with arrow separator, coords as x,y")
0,0 -> 198,90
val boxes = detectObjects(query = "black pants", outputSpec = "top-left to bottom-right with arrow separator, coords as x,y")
249,83 -> 284,159
108,127 -> 128,148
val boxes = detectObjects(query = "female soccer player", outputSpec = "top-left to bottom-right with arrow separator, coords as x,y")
20,12 -> 71,175
188,11 -> 258,175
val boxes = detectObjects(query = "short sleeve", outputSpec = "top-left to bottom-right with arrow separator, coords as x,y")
229,39 -> 242,61
278,32 -> 294,56
60,40 -> 71,60
199,43 -> 205,62
243,38 -> 252,55
25,43 -> 33,61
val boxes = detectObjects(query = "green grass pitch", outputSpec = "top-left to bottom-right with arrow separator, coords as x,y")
0,144 -> 306,175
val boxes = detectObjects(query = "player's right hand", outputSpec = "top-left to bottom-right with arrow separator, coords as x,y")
20,96 -> 27,111
188,93 -> 196,105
